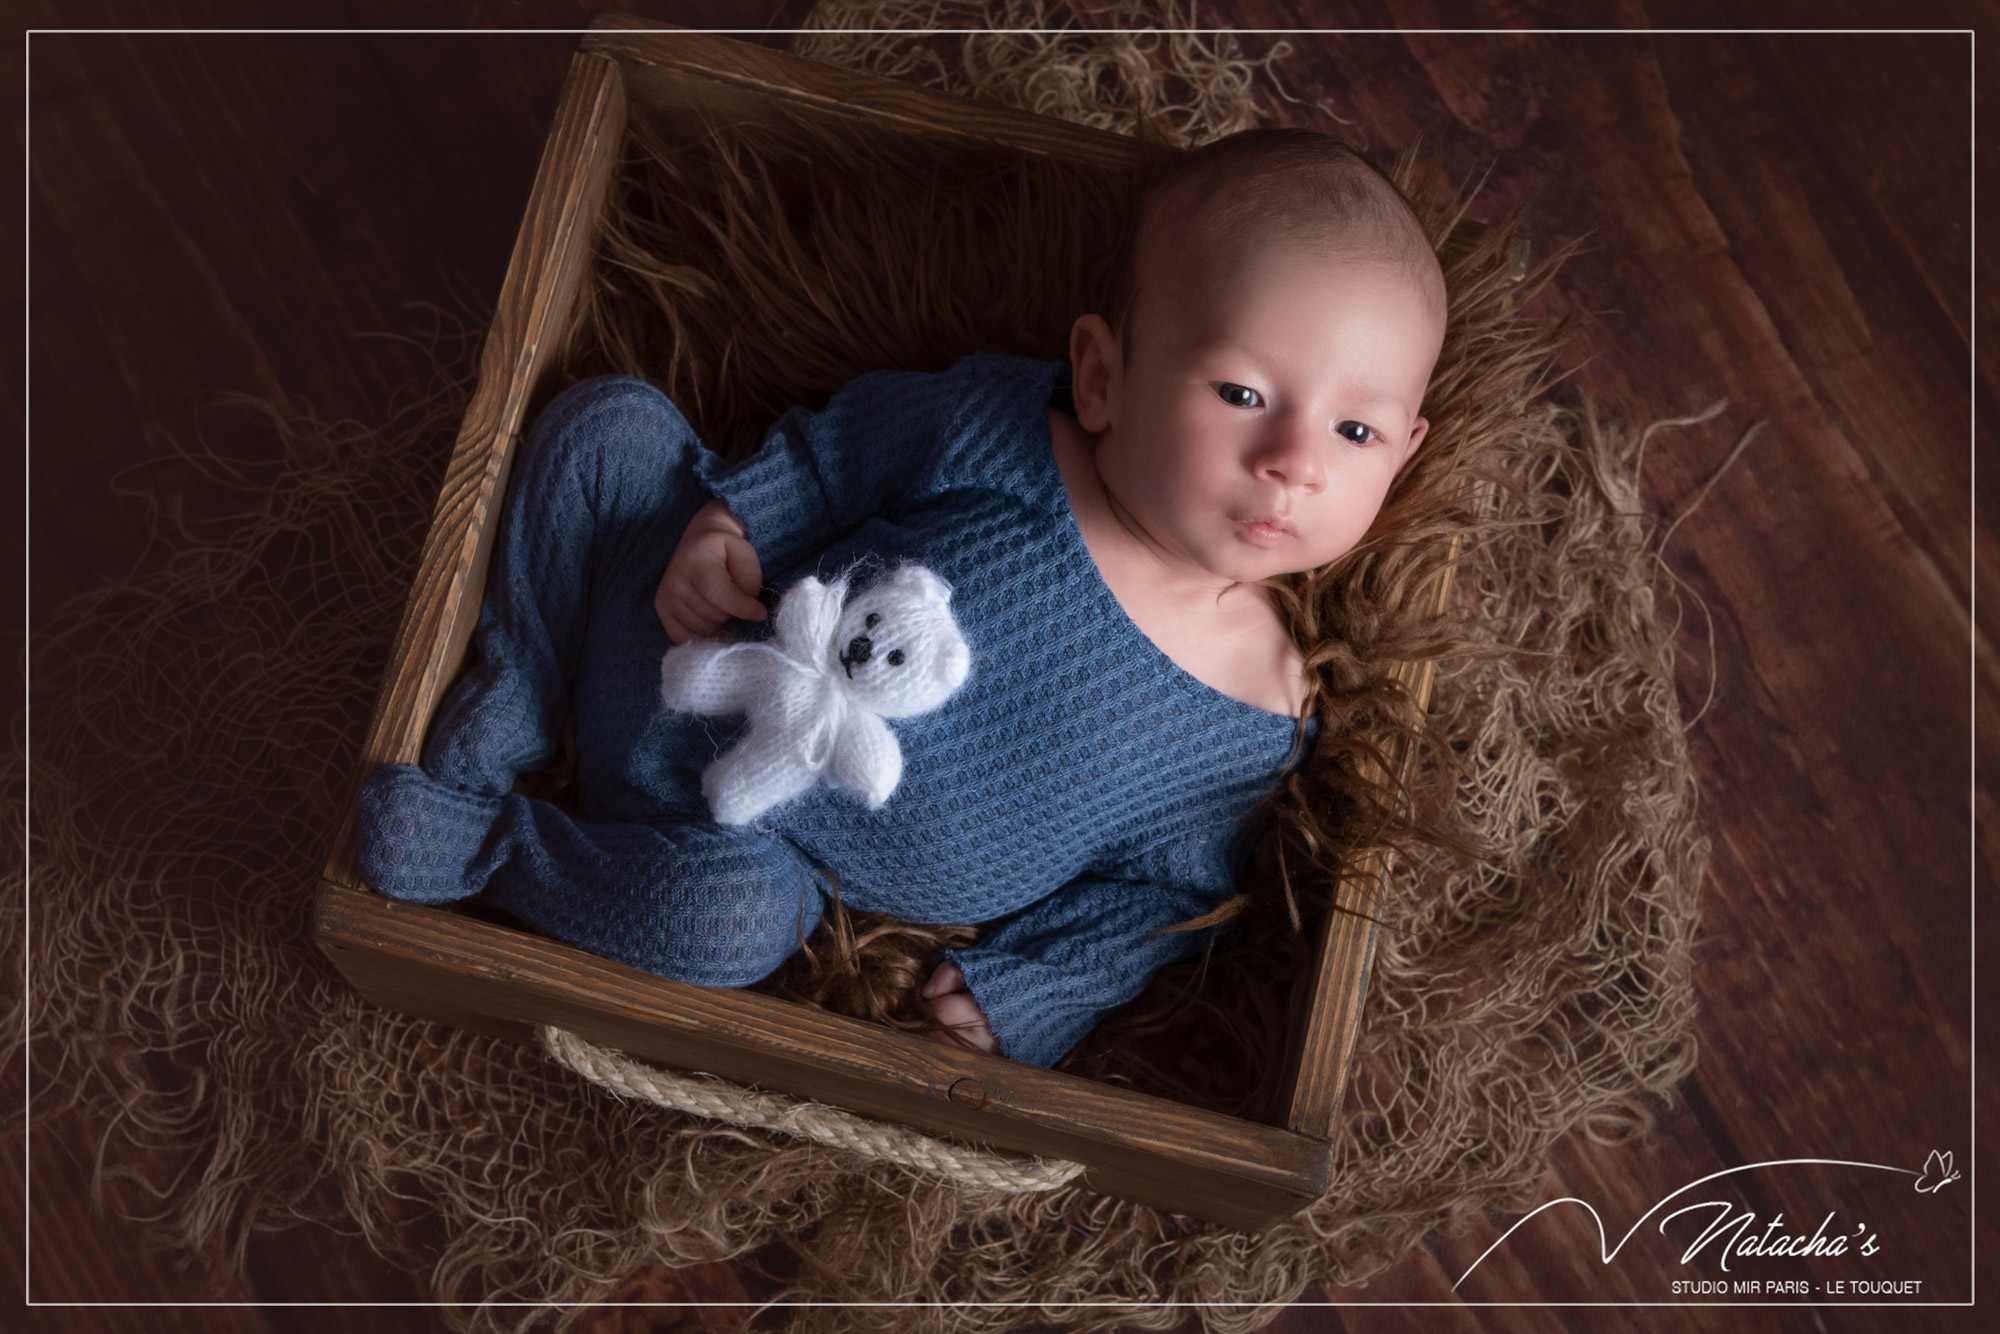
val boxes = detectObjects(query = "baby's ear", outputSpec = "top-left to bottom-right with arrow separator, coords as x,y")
1395,416 -> 1430,482
1068,313 -> 1120,434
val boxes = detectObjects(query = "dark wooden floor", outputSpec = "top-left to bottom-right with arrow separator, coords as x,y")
15,1 -> 1995,1330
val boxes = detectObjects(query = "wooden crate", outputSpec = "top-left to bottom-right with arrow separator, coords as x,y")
315,14 -> 1430,1229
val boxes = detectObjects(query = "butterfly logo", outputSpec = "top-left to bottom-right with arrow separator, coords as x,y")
1914,1150 -> 1960,1195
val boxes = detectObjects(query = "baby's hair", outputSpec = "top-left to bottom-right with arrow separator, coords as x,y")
1102,127 -> 1447,363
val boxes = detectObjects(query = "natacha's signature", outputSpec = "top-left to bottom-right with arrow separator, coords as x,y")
1454,1152 -> 1958,1289
1660,1203 -> 1876,1271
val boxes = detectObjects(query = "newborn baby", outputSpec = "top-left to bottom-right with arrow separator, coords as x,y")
356,128 -> 1447,1069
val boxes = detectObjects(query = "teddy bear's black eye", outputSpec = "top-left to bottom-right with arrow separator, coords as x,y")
887,649 -> 905,666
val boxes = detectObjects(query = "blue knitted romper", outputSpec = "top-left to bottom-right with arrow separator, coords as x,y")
356,352 -> 1309,1068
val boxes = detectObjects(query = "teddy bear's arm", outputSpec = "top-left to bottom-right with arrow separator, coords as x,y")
660,640 -> 763,716
773,576 -> 845,664
828,710 -> 903,809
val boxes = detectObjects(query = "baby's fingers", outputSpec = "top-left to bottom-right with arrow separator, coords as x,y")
656,582 -> 714,644
721,540 -> 768,621
676,580 -> 739,631
656,584 -> 692,644
700,562 -> 766,623
659,609 -> 711,646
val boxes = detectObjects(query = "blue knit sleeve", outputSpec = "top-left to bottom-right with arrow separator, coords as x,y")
935,875 -> 1237,1070
691,355 -> 1026,577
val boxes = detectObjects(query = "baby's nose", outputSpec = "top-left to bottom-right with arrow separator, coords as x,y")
1254,419 -> 1327,491
845,634 -> 873,664
1258,455 -> 1324,494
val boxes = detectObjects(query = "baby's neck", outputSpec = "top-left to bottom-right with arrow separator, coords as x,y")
1049,409 -> 1307,717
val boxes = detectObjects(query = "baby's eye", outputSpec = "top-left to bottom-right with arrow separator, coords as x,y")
1213,382 -> 1262,409
886,649 -> 905,666
1334,420 -> 1376,444
864,612 -> 880,629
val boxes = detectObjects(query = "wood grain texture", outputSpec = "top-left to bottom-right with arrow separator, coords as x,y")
583,13 -> 1143,167
22,2 -> 1991,1330
315,879 -> 1331,1228
1279,608 -> 1446,1137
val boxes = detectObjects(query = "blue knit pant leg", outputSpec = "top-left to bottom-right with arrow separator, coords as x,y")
360,374 -> 721,902
477,798 -> 826,987
357,769 -> 822,984
354,376 -> 823,983
419,374 -> 712,798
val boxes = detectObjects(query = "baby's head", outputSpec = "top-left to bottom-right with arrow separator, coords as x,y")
1070,129 -> 1448,585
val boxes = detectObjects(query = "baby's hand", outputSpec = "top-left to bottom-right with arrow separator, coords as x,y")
656,498 -> 768,644
920,961 -> 998,1055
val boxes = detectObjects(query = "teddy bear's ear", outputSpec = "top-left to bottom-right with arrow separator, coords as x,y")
888,564 -> 952,605
936,635 -> 971,692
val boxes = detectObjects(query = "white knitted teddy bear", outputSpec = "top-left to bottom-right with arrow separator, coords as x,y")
658,564 -> 972,825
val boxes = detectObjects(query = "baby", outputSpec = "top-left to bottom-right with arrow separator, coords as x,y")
356,128 -> 1447,1070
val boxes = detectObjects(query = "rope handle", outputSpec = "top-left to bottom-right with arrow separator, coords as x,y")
538,1024 -> 1087,1193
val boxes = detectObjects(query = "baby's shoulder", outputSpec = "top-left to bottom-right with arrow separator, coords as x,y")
887,353 -> 1070,494
831,350 -> 1055,411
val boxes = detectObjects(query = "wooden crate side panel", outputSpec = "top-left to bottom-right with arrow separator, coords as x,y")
323,52 -> 626,889
1280,590 -> 1451,1136
372,51 -> 626,766
314,880 -> 1328,1229
581,18 -> 1140,169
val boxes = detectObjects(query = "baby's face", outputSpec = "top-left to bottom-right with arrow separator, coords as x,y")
1076,235 -> 1444,585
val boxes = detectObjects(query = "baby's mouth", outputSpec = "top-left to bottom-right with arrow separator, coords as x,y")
1233,514 -> 1295,547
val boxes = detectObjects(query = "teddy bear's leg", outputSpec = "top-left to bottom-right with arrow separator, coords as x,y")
419,375 -> 717,808
701,722 -> 818,826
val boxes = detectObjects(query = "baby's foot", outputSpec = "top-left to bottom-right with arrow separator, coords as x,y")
919,959 -> 999,1055
421,652 -> 560,796
355,764 -> 507,904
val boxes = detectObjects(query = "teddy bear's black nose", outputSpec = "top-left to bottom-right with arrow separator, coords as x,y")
841,634 -> 872,678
